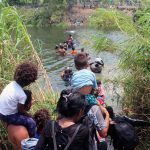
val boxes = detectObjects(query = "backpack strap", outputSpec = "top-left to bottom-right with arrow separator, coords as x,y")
52,121 -> 81,150
64,124 -> 81,150
52,121 -> 57,150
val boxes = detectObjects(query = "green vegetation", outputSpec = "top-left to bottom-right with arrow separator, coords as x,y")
88,3 -> 150,118
88,8 -> 135,33
0,3 -> 56,148
88,8 -> 135,53
94,37 -> 117,52
89,5 -> 150,150
16,0 -> 69,26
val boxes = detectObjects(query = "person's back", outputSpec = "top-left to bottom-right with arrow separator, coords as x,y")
0,62 -> 37,137
58,45 -> 66,56
38,121 -> 89,150
35,90 -> 89,150
0,81 -> 27,116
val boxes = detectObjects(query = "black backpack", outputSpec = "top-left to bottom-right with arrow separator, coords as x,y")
110,116 -> 139,150
80,104 -> 100,150
51,121 -> 81,150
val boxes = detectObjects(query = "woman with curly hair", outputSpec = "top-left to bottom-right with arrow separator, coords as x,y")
34,109 -> 51,139
0,61 -> 38,137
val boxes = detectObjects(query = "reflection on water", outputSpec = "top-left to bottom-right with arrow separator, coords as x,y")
28,26 -> 127,112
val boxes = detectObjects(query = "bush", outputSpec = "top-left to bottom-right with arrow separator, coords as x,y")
93,37 -> 117,52
88,8 -> 134,33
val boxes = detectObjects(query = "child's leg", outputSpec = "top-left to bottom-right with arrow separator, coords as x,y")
5,114 -> 36,137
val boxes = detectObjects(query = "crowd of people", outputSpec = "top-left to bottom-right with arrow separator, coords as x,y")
55,34 -> 77,56
0,53 -> 149,150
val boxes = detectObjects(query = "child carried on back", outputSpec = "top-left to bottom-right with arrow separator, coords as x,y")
71,53 -> 109,138
71,53 -> 97,105
0,62 -> 38,137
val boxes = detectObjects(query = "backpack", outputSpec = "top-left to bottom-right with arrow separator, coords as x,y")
80,104 -> 100,150
110,116 -> 139,150
52,121 -> 81,150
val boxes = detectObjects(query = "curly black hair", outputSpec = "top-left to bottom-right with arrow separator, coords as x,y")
14,62 -> 38,87
34,109 -> 51,133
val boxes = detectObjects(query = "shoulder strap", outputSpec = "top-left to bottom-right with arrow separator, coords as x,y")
52,121 -> 57,150
52,121 -> 81,150
64,124 -> 81,150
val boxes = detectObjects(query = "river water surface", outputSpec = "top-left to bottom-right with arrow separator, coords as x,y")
28,26 -> 127,111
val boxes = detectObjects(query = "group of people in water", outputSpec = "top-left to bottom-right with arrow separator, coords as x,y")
0,51 -> 149,150
55,34 -> 78,56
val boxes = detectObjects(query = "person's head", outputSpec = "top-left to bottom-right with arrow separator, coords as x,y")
74,53 -> 88,70
69,34 -> 72,37
106,106 -> 115,119
65,67 -> 72,74
60,45 -> 64,49
56,89 -> 87,122
97,80 -> 101,86
55,45 -> 59,49
72,47 -> 75,51
34,109 -> 51,133
81,48 -> 84,52
14,62 -> 38,87
24,90 -> 32,111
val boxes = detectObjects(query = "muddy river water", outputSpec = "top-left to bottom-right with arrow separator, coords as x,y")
28,26 -> 127,112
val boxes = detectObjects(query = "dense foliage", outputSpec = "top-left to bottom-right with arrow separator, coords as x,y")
88,7 -> 150,116
88,6 -> 150,149
7,0 -> 70,26
0,3 -> 56,149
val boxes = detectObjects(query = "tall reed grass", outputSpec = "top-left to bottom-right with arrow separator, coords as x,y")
0,3 -> 57,149
89,7 -> 150,149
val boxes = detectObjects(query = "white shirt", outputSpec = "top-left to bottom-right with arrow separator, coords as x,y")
0,81 -> 27,115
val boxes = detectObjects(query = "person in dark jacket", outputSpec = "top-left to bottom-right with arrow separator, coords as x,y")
35,90 -> 89,150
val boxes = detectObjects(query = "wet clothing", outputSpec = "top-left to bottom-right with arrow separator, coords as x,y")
34,121 -> 89,150
70,50 -> 77,55
0,113 -> 36,137
58,48 -> 66,56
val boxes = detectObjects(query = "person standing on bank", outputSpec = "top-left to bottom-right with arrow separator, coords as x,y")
0,62 -> 38,137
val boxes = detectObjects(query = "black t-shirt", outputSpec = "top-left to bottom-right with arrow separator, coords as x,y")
35,120 -> 89,150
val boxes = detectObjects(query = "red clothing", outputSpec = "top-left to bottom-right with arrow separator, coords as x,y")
97,85 -> 105,98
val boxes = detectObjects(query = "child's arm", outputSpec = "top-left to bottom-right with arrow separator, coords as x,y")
96,101 -> 110,137
18,103 -> 31,117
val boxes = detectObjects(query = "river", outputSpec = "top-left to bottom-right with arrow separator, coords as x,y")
28,26 -> 127,112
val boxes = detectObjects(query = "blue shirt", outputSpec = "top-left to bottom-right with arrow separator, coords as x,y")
71,69 -> 97,89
